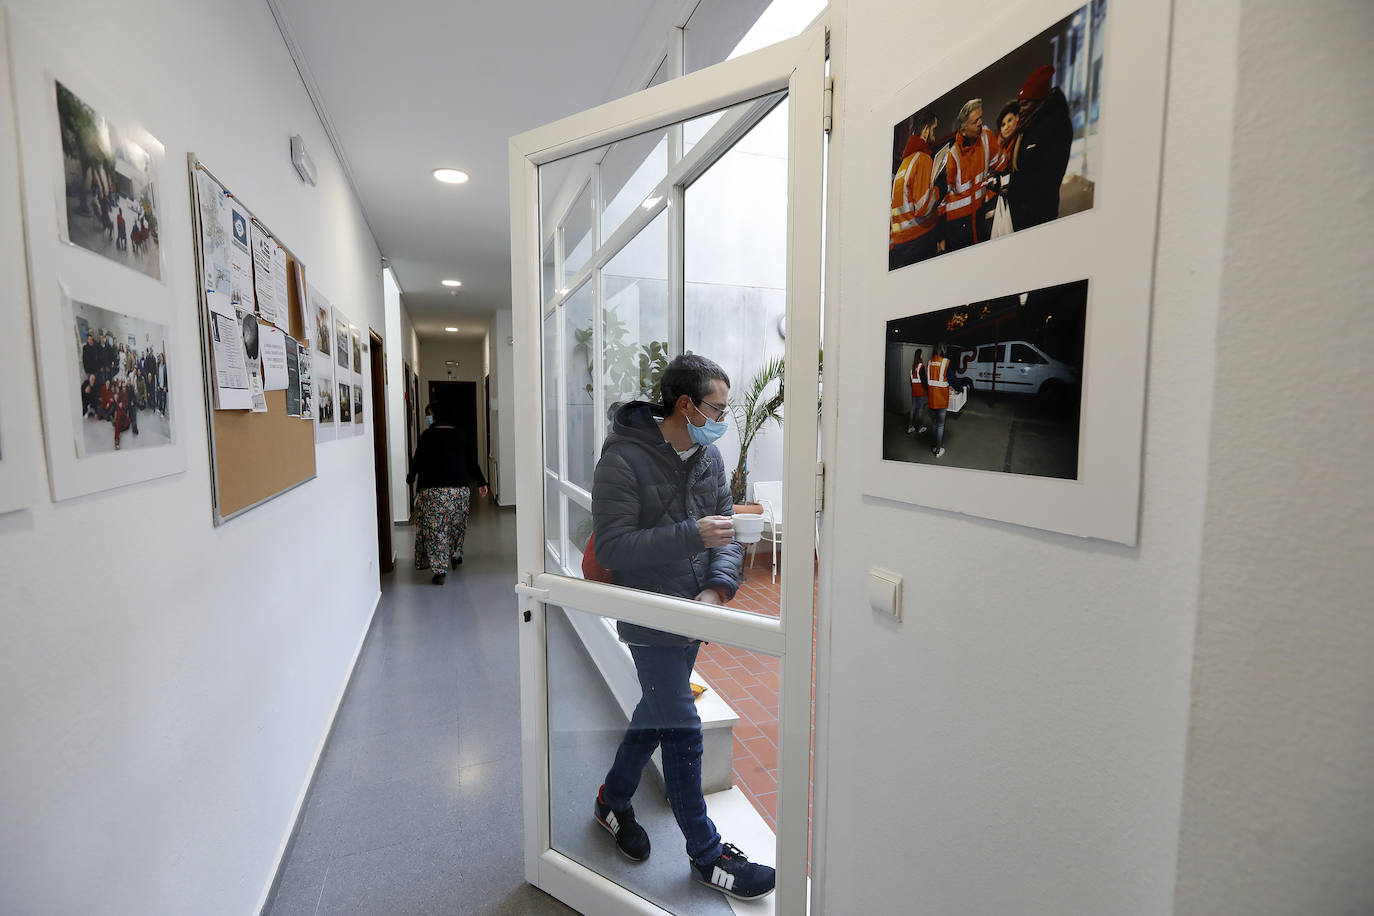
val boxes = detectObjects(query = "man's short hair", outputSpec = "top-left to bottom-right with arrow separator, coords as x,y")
912,108 -> 938,134
661,354 -> 730,413
956,98 -> 984,130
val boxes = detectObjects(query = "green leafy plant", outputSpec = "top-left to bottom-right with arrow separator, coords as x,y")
572,310 -> 670,408
728,356 -> 785,505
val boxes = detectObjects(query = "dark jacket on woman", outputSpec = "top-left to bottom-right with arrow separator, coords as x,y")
1008,87 -> 1074,230
591,400 -> 744,647
407,426 -> 487,491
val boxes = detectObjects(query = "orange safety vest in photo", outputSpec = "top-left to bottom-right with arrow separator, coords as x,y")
941,127 -> 997,223
890,136 -> 940,248
910,363 -> 925,397
926,356 -> 950,409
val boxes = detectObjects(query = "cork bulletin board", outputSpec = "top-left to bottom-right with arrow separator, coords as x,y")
188,156 -> 316,524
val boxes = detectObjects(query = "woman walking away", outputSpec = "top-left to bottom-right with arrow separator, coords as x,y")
407,401 -> 488,584
907,348 -> 927,435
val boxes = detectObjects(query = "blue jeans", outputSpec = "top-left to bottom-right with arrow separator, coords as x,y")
602,643 -> 723,865
931,407 -> 947,450
907,395 -> 926,430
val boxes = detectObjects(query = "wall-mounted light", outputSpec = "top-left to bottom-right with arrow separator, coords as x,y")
433,168 -> 469,184
444,327 -> 458,333
442,279 -> 462,287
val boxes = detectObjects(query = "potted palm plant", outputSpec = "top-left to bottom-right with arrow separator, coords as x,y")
727,357 -> 784,545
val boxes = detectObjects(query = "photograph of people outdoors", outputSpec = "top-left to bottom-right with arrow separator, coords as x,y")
888,0 -> 1104,270
334,314 -> 349,370
338,381 -> 351,423
55,80 -> 162,280
314,300 -> 330,355
72,299 -> 171,456
883,278 -> 1087,479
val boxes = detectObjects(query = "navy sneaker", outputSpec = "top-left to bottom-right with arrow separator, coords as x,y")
593,785 -> 650,862
691,842 -> 775,900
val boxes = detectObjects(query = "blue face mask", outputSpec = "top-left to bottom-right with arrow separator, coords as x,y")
687,400 -> 727,446
425,415 -> 434,428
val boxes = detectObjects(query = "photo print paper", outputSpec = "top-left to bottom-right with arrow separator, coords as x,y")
888,1 -> 1105,271
71,299 -> 172,457
55,80 -> 163,280
883,278 -> 1087,479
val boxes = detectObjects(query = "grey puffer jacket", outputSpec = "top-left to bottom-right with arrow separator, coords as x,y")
591,401 -> 744,646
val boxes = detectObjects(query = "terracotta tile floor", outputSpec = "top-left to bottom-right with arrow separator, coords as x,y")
697,550 -> 817,836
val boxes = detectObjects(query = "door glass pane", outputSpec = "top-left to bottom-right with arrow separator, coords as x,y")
543,311 -> 558,472
537,91 -> 795,617
602,210 -> 669,410
601,129 -> 669,244
685,99 -> 791,620
567,498 -> 592,574
563,182 -> 595,283
546,604 -> 781,912
544,474 -> 562,565
542,240 -> 556,303
685,0 -> 827,74
564,284 -> 596,492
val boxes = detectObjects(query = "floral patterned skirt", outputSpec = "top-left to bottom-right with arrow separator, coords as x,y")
413,486 -> 471,572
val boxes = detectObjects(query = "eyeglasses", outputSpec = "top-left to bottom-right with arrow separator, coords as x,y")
696,400 -> 728,422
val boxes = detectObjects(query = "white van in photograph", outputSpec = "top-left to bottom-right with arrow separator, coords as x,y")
955,341 -> 1080,400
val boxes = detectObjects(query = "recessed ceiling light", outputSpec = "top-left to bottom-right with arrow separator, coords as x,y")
442,279 -> 462,287
433,168 -> 469,184
445,327 -> 459,332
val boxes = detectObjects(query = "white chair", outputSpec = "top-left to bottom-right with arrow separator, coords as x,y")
750,480 -> 784,583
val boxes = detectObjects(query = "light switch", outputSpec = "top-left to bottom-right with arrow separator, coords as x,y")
868,567 -> 902,620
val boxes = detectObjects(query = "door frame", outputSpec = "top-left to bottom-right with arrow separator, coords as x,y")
368,329 -> 394,573
509,26 -> 826,916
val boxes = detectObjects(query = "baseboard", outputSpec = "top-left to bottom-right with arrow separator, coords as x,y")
254,590 -> 381,915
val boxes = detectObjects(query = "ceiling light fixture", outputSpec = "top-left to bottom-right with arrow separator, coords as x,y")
442,279 -> 462,287
444,327 -> 459,332
433,168 -> 469,184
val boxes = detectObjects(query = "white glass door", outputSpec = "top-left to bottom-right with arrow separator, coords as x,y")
509,26 -> 824,916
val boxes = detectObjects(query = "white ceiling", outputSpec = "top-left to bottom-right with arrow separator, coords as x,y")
272,0 -> 684,339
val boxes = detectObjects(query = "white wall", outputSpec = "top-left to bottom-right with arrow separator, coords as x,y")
384,268 -> 419,522
1173,2 -> 1374,913
490,309 -> 517,506
816,0 -> 1238,912
0,2 -> 384,913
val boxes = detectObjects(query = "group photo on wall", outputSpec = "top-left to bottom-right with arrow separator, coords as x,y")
56,80 -> 162,280
888,0 -> 1105,270
882,278 -> 1087,479
71,299 -> 171,456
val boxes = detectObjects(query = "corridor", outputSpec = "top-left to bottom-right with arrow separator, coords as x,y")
265,501 -> 575,915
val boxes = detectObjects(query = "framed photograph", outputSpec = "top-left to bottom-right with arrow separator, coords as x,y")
310,284 -> 331,356
7,11 -> 186,499
888,1 -> 1104,271
883,279 -> 1086,478
352,383 -> 364,427
313,349 -> 336,443
334,310 -> 349,371
338,382 -> 352,423
54,79 -> 164,281
350,328 -> 362,374
861,0 -> 1169,544
70,298 -> 174,456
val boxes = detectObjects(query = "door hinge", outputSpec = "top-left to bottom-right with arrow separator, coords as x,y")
815,460 -> 826,511
823,77 -> 834,135
514,574 -> 550,623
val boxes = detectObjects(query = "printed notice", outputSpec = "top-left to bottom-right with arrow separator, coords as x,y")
196,171 -> 231,298
285,335 -> 301,416
298,345 -> 314,419
273,243 -> 291,328
260,325 -> 289,391
229,203 -> 254,312
209,310 -> 252,410
250,221 -> 278,325
237,307 -> 268,412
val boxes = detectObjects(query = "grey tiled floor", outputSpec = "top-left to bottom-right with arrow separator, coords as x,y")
264,501 -> 577,916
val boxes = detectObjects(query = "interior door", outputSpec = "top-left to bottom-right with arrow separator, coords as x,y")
510,26 -> 825,916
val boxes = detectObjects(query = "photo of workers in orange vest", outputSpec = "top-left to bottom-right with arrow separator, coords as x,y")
882,279 -> 1087,480
887,0 -> 1102,271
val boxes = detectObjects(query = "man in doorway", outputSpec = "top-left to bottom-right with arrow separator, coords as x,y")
589,354 -> 773,901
